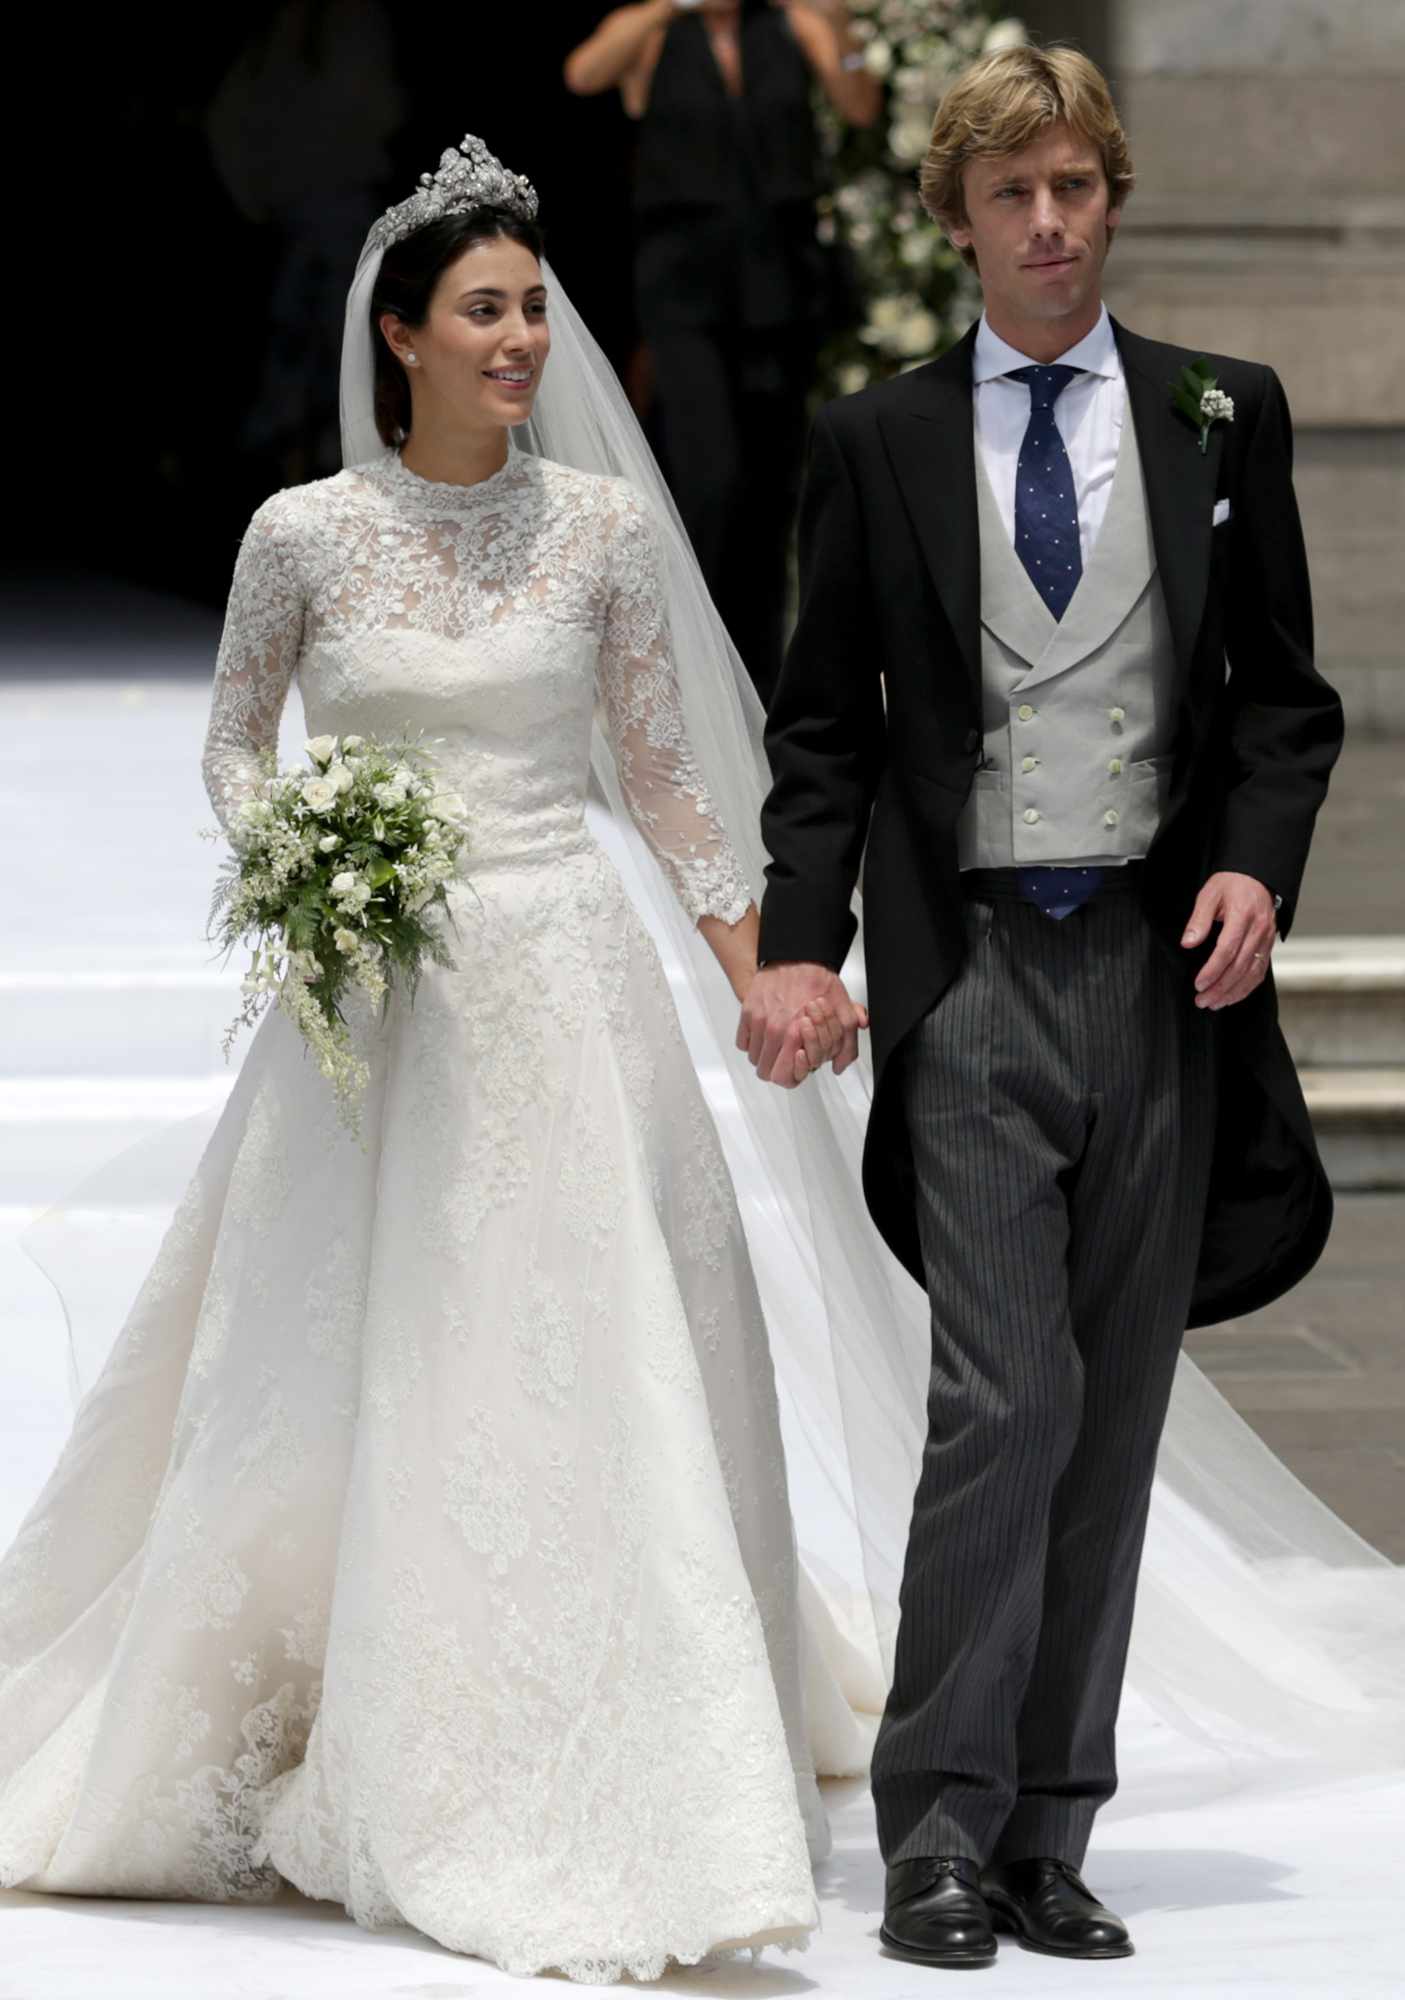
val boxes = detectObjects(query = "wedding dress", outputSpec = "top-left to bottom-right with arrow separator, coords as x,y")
0,448 -> 830,1981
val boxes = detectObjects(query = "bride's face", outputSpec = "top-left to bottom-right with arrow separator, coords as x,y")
400,236 -> 551,433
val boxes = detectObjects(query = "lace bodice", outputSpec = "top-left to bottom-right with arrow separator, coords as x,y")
201,452 -> 753,927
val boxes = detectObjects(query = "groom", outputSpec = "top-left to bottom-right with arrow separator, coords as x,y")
740,41 -> 1342,1968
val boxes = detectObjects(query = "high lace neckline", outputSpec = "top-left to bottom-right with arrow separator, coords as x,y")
371,448 -> 530,511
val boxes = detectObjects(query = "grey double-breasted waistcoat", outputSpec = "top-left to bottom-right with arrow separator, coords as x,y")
958,403 -> 1184,870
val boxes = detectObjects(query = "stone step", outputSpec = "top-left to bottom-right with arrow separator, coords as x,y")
2,968 -> 242,1078
1275,937 -> 1405,1068
1299,1067 -> 1405,1192
0,1077 -> 233,1206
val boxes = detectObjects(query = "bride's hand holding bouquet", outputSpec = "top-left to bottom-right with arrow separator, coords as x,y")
207,732 -> 467,1131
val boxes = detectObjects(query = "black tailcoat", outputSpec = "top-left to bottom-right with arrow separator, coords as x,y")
757,321 -> 1344,1326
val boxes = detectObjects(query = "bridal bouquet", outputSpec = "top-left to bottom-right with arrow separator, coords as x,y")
208,732 -> 466,1131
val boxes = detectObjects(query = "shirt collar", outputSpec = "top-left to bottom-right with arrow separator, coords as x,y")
973,305 -> 1119,386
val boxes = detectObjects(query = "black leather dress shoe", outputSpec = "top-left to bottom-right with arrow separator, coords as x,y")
880,1857 -> 998,1968
982,1858 -> 1133,1958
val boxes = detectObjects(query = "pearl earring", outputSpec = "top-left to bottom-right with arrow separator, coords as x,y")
406,352 -> 418,365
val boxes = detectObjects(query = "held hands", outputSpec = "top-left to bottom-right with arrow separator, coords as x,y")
1181,871 -> 1279,1010
737,962 -> 869,1088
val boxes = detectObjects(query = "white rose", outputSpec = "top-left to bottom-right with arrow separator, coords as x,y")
328,762 -> 355,794
330,870 -> 359,895
305,735 -> 337,765
333,926 -> 360,954
891,119 -> 933,166
372,780 -> 407,808
864,38 -> 893,78
301,777 -> 338,812
426,791 -> 467,823
893,308 -> 939,359
894,65 -> 933,105
318,834 -> 341,852
983,19 -> 1028,55
341,735 -> 366,753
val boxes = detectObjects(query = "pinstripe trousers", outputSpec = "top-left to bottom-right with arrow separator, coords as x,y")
870,876 -> 1216,1869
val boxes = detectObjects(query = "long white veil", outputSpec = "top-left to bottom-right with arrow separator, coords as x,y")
24,223 -> 1405,1794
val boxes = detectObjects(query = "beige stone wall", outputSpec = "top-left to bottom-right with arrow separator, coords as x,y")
1107,1 -> 1405,728
1020,1 -> 1405,727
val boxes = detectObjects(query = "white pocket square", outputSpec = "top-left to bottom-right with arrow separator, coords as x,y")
1212,498 -> 1231,526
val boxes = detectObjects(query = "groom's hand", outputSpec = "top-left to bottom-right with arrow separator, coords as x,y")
738,962 -> 869,1087
1182,871 -> 1278,1010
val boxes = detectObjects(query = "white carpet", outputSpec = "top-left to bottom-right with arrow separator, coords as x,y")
3,1760 -> 1403,1997
3,670 -> 1403,1995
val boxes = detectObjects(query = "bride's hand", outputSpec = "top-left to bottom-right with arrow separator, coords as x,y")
738,963 -> 868,1088
779,997 -> 833,1087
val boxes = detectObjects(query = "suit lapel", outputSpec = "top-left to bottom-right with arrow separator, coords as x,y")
876,326 -> 981,696
874,320 -> 1221,695
1114,320 -> 1224,681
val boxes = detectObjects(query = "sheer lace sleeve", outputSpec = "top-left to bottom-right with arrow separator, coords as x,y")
597,485 -> 754,927
202,495 -> 306,833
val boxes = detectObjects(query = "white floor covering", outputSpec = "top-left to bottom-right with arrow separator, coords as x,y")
3,1758 -> 1403,1998
3,669 -> 1403,1996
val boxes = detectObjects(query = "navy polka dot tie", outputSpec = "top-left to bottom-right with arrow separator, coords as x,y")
1007,364 -> 1101,918
1015,863 -> 1104,920
1009,364 -> 1083,621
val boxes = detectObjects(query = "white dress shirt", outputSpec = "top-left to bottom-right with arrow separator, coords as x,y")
972,306 -> 1125,566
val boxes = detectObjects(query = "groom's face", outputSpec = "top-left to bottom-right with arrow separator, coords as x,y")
949,121 -> 1121,336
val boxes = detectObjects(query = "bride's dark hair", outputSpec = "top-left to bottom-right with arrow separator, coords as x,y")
370,206 -> 547,447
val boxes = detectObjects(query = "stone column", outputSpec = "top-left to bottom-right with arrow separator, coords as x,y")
1090,2 -> 1405,731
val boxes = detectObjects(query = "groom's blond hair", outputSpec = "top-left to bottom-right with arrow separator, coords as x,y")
920,43 -> 1135,266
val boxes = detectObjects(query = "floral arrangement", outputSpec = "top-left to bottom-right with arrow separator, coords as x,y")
207,733 -> 466,1131
816,5 -> 1026,398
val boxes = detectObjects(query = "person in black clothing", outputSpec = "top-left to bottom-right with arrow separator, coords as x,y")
742,43 -> 1343,1969
566,0 -> 879,703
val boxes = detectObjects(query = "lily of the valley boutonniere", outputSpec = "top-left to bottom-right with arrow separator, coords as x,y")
1171,358 -> 1235,455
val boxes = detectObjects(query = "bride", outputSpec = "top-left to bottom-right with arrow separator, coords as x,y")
0,136 -> 856,1982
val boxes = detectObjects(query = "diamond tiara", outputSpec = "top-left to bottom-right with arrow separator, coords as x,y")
365,133 -> 539,256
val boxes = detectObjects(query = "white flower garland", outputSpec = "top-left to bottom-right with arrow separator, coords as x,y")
818,6 -> 1027,396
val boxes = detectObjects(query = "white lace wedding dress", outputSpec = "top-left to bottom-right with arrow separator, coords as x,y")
0,451 -> 828,1981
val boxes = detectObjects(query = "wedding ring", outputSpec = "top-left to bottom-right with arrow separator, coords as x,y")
1252,952 -> 1266,963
